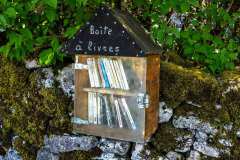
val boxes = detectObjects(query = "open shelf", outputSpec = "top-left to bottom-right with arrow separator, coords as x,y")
83,87 -> 139,96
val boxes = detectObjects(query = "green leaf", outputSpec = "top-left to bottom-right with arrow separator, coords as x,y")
44,0 -> 57,9
45,9 -> 56,22
225,62 -> 234,70
51,37 -> 59,51
0,14 -> 7,27
20,28 -> 33,40
35,36 -> 48,46
39,49 -> 54,65
133,0 -> 145,7
4,7 -> 16,19
76,0 -> 88,7
64,26 -> 79,38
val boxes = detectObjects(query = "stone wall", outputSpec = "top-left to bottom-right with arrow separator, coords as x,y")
0,56 -> 240,159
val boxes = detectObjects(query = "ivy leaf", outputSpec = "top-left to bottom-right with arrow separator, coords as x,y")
44,0 -> 58,9
4,7 -> 16,19
39,49 -> 54,65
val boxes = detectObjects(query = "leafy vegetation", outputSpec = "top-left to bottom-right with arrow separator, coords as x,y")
0,0 -> 240,74
126,0 -> 240,74
0,0 -> 104,65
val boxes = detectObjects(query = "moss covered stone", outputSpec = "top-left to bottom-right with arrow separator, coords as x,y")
0,56 -> 96,159
160,61 -> 220,107
146,123 -> 191,158
59,149 -> 101,160
220,71 -> 240,158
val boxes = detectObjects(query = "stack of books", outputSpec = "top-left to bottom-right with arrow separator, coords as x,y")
86,57 -> 136,130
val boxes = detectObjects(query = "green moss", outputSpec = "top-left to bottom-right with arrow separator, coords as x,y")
146,123 -> 191,158
219,71 -> 240,158
0,56 -> 73,159
160,61 -> 221,108
174,103 -> 231,127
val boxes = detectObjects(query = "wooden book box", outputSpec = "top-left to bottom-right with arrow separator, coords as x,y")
62,6 -> 161,143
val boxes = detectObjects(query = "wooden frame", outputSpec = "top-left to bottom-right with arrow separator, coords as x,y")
73,54 -> 160,142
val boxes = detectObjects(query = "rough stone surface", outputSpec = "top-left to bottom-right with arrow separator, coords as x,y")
193,142 -> 219,158
197,122 -> 217,135
223,123 -> 233,131
44,135 -> 98,154
36,147 -> 59,160
131,143 -> 150,160
57,65 -> 74,97
195,131 -> 208,143
95,152 -> 117,160
25,59 -> 40,69
38,68 -> 55,88
98,138 -> 130,156
187,150 -> 201,160
172,116 -> 201,130
218,139 -> 232,147
4,148 -> 22,160
164,151 -> 182,160
173,116 -> 217,135
175,135 -> 193,153
159,102 -> 173,123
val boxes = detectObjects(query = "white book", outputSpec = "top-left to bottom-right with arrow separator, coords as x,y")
117,59 -> 130,90
93,93 -> 98,124
121,98 -> 136,130
113,60 -> 125,89
114,98 -> 123,128
97,94 -> 101,124
102,58 -> 115,88
88,92 -> 94,123
109,59 -> 120,89
103,96 -> 113,127
97,59 -> 106,88
87,58 -> 95,87
109,95 -> 117,127
92,59 -> 101,87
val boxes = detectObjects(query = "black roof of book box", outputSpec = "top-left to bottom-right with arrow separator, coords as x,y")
61,6 -> 161,57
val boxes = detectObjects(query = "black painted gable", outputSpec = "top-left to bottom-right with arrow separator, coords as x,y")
61,6 -> 160,57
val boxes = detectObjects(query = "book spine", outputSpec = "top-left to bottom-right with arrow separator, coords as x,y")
93,93 -> 98,124
103,58 -> 115,88
109,95 -> 117,127
97,94 -> 101,124
88,92 -> 94,124
113,60 -> 125,89
99,59 -> 111,88
109,59 -> 120,89
92,58 -> 101,87
118,98 -> 131,129
114,98 -> 123,128
97,59 -> 105,88
86,58 -> 95,87
117,59 -> 130,90
103,96 -> 113,128
121,98 -> 136,130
